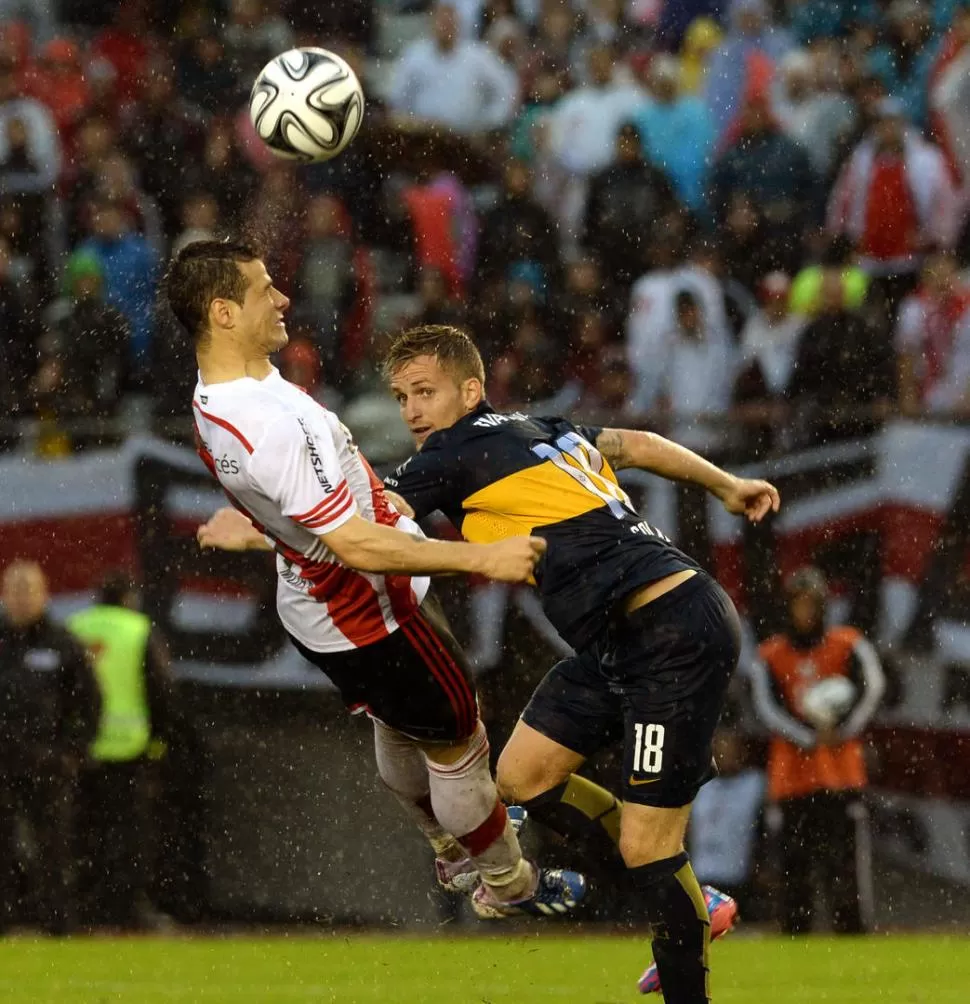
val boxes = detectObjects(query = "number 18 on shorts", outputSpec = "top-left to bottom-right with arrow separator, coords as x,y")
629,722 -> 665,789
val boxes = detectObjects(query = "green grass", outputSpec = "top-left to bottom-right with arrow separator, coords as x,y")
0,932 -> 967,1003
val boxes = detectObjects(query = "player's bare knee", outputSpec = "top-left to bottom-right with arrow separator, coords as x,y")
619,804 -> 689,868
495,750 -> 567,804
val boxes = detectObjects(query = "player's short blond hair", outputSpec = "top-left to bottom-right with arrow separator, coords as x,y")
383,325 -> 486,387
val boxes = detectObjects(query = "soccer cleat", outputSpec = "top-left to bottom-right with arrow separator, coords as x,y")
471,863 -> 587,919
507,804 -> 528,835
637,885 -> 739,995
435,856 -> 480,895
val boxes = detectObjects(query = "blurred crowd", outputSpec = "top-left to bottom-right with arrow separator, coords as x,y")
3,0 -> 970,459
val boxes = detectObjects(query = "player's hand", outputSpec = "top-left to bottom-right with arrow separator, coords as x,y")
384,489 -> 415,519
197,507 -> 262,551
716,476 -> 781,523
477,536 -> 547,583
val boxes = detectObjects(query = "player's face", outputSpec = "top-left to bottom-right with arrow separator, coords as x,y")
236,259 -> 290,356
0,562 -> 48,628
390,355 -> 482,449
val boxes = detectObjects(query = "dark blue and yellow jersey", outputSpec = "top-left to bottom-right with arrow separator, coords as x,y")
384,403 -> 699,651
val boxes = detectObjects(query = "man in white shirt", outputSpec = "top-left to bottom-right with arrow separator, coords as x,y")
161,239 -> 585,919
389,2 -> 519,135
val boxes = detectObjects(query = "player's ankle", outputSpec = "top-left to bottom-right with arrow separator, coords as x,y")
480,857 -> 536,902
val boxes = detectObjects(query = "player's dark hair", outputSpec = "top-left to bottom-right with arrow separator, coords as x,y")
99,571 -> 135,607
162,239 -> 261,345
383,324 -> 486,386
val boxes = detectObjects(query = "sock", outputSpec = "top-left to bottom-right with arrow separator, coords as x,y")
425,723 -> 531,899
373,720 -> 465,863
629,852 -> 711,1004
520,774 -> 623,857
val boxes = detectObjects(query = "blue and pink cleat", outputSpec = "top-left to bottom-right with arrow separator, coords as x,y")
637,886 -> 739,994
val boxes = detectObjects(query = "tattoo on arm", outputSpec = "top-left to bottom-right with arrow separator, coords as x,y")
595,428 -> 631,470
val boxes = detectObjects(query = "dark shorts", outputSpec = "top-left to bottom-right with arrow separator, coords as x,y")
521,572 -> 741,807
290,591 -> 478,743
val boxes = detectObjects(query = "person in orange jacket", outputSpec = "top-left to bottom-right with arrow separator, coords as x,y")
748,566 -> 885,935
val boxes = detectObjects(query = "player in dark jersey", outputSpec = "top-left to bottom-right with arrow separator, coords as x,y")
382,325 -> 780,1004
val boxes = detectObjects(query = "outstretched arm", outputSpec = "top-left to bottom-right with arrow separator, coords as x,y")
595,427 -> 781,523
197,506 -> 545,583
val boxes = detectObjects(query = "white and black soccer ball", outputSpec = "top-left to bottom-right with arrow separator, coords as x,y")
798,676 -> 857,729
249,47 -> 364,163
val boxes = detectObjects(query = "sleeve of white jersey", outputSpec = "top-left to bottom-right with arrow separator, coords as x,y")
249,414 -> 358,536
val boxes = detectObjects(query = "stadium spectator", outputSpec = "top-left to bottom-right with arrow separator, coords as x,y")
290,192 -> 358,375
0,54 -> 60,197
222,0 -> 294,100
520,4 -> 586,90
930,4 -> 970,191
66,115 -> 120,246
716,191 -> 780,296
0,234 -> 37,425
704,0 -> 794,142
171,191 -> 222,257
0,561 -> 99,935
826,98 -> 957,304
582,121 -> 680,290
748,567 -> 885,934
39,248 -> 130,442
477,158 -> 560,296
545,44 -> 644,183
278,335 -> 343,412
772,49 -> 857,178
88,0 -> 157,104
24,38 -> 91,138
122,55 -> 208,237
411,266 -> 467,329
789,235 -> 870,317
75,196 -> 159,385
654,289 -> 739,449
688,726 -> 766,908
737,272 -> 805,399
183,118 -> 258,232
70,574 -> 176,931
896,252 -> 970,416
174,10 -> 239,115
0,1 -> 56,46
708,95 -> 820,263
633,53 -> 715,211
284,0 -> 375,51
678,16 -> 722,95
508,58 -> 566,166
489,308 -> 561,409
734,272 -> 806,458
787,274 -> 897,446
867,0 -> 940,128
388,1 -> 519,135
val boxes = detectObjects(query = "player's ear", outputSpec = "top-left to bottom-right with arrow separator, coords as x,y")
461,377 -> 483,410
208,297 -> 235,332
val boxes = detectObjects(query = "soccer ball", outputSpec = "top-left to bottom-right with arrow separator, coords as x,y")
249,47 -> 364,163
798,676 -> 857,729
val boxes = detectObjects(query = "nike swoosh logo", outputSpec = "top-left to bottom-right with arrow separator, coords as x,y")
628,776 -> 661,786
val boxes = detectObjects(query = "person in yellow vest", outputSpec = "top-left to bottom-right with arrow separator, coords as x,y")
748,567 -> 885,935
68,572 -> 174,931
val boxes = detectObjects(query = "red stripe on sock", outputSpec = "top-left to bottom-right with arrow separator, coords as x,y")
457,800 -> 509,858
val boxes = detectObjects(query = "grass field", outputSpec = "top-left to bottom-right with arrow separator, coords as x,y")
0,932 -> 967,1003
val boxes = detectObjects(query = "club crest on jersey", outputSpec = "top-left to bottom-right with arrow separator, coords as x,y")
297,417 -> 335,491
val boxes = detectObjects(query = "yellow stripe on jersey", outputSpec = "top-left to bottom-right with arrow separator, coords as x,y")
459,457 -> 631,544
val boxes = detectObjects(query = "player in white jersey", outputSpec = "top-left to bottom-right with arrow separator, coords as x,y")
162,239 -> 586,918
